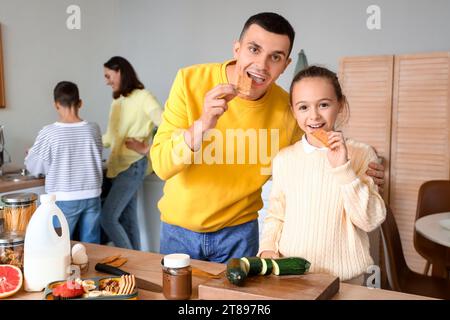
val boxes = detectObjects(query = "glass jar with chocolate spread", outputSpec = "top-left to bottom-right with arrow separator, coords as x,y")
162,253 -> 192,300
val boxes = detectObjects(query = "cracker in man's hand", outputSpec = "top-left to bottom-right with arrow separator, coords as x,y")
237,70 -> 252,96
311,128 -> 330,147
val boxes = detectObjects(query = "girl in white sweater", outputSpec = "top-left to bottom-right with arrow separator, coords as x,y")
258,66 -> 386,283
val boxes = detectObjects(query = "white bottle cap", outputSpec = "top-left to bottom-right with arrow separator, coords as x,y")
40,194 -> 56,203
163,253 -> 190,268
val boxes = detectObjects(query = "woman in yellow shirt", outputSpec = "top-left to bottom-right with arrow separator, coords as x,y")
101,56 -> 162,250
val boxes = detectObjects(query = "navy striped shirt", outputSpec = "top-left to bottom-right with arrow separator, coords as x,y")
25,121 -> 103,201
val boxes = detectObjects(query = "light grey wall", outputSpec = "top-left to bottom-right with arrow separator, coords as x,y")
116,0 -> 450,104
0,0 -> 118,164
1,0 -> 450,164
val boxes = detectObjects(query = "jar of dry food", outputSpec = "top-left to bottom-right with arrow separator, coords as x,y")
0,231 -> 25,270
1,192 -> 38,233
0,206 -> 4,233
162,253 -> 192,300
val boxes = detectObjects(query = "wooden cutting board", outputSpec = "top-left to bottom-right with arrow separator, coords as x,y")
198,273 -> 340,300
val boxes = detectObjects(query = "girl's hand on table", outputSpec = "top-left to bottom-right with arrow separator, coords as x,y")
259,250 -> 280,259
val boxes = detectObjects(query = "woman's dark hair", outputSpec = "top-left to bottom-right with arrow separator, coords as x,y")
104,56 -> 144,99
240,12 -> 295,56
290,66 -> 350,128
53,81 -> 81,108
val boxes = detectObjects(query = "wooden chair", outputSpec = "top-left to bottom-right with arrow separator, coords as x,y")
380,206 -> 450,299
415,180 -> 450,276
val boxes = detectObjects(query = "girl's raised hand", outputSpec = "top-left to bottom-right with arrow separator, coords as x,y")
326,131 -> 348,168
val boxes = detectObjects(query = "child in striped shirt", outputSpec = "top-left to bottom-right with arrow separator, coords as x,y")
258,66 -> 386,283
25,81 -> 103,243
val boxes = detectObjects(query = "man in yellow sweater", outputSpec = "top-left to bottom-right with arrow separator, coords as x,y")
150,12 -> 384,262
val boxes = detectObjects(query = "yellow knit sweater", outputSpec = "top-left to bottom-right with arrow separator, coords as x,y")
259,135 -> 386,281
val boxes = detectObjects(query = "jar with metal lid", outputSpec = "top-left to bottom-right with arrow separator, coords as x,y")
162,253 -> 192,300
0,206 -> 4,233
0,231 -> 25,270
1,192 -> 37,233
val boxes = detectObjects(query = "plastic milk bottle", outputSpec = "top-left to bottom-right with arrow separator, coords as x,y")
24,194 -> 71,292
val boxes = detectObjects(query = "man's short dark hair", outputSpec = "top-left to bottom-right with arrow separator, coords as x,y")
239,12 -> 295,56
53,81 -> 80,107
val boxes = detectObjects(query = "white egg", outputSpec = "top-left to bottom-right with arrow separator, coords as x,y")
71,243 -> 86,256
71,244 -> 88,264
72,250 -> 89,265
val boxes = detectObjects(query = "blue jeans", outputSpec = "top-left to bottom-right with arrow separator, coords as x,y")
101,157 -> 147,250
160,220 -> 259,263
56,197 -> 101,244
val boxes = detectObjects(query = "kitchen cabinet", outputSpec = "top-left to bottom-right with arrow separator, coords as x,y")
339,52 -> 450,273
137,173 -> 164,252
258,179 -> 272,239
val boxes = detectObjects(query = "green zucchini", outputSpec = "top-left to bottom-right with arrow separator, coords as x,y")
271,257 -> 311,275
259,258 -> 273,275
241,257 -> 263,276
226,258 -> 248,286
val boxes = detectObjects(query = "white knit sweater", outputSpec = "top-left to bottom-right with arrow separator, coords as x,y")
259,136 -> 386,281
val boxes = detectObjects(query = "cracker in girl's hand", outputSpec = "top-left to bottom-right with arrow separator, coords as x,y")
311,129 -> 330,147
236,70 -> 252,96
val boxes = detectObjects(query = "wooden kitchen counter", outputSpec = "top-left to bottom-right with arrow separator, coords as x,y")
10,242 -> 435,300
0,164 -> 44,193
0,177 -> 44,193
11,242 -> 224,300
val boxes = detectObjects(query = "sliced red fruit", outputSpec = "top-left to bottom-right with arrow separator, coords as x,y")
0,265 -> 23,299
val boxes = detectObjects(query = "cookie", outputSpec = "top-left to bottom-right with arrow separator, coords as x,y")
311,129 -> 330,147
236,70 -> 252,96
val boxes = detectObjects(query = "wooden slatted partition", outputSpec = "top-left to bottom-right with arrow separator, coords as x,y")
390,52 -> 450,273
339,55 -> 394,202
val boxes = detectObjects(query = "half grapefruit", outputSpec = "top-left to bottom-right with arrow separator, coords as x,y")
0,265 -> 23,299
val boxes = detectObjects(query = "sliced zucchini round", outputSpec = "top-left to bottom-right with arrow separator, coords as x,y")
259,258 -> 273,275
241,257 -> 263,276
